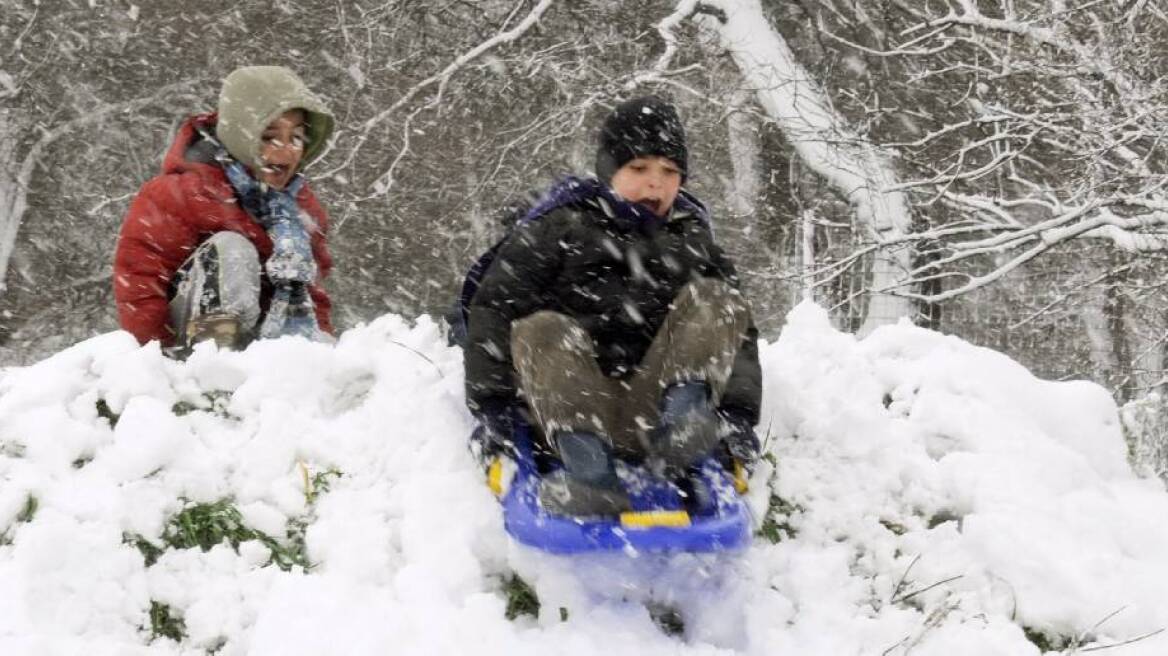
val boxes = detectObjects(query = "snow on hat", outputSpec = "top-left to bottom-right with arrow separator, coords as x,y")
216,66 -> 335,169
595,96 -> 688,184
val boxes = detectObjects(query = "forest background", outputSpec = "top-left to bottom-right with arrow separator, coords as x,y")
3,0 -> 1168,405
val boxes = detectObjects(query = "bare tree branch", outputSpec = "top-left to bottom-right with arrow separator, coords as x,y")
326,0 -> 555,193
0,80 -> 201,294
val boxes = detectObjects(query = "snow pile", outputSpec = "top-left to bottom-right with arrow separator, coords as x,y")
1,303 -> 1167,655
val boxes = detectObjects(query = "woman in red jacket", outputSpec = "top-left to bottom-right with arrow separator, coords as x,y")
114,66 -> 336,352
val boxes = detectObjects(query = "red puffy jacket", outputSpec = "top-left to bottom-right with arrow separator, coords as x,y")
113,113 -> 334,346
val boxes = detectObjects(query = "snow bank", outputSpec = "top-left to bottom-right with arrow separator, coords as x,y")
1,305 -> 1166,655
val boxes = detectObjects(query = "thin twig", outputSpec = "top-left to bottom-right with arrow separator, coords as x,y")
892,575 -> 964,605
890,554 -> 921,603
1079,628 -> 1166,653
388,340 -> 442,378
881,635 -> 911,656
327,0 -> 554,187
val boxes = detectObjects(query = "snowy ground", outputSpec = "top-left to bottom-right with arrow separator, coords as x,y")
2,302 -> 1167,655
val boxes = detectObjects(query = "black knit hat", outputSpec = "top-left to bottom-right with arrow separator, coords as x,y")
595,96 -> 688,184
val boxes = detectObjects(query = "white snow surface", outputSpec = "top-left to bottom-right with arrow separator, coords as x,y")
1,302 -> 1167,655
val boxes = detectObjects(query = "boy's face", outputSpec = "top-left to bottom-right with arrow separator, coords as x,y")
258,109 -> 308,189
609,155 -> 682,218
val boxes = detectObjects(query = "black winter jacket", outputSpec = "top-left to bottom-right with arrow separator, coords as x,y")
464,184 -> 762,425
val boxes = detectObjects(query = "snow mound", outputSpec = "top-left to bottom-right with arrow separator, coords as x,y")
1,305 -> 1167,655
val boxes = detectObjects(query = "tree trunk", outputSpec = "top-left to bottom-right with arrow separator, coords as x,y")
725,87 -> 759,220
1082,256 -> 1135,401
0,109 -> 25,295
698,0 -> 914,335
0,82 -> 198,297
1081,286 -> 1121,392
1129,308 -> 1167,396
1104,273 -> 1134,402
801,208 -> 816,302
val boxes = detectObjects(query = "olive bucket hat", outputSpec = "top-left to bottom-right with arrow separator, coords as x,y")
216,66 -> 335,170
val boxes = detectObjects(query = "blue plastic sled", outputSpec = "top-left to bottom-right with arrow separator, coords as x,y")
489,422 -> 753,555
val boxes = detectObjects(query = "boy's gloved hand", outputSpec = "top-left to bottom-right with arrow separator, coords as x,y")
720,410 -> 760,466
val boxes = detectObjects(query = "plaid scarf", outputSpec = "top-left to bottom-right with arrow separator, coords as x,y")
212,138 -> 324,340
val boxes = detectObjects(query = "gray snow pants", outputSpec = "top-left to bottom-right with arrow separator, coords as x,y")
511,278 -> 751,459
168,232 -> 262,346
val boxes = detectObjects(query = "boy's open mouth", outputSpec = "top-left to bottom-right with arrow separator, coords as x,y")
632,197 -> 666,218
259,163 -> 295,188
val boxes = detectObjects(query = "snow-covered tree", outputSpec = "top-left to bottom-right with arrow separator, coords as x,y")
4,0 -> 1167,398
765,0 -> 1168,394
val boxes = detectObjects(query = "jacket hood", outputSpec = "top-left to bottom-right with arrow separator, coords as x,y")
215,66 -> 335,170
161,114 -> 219,176
523,176 -> 711,233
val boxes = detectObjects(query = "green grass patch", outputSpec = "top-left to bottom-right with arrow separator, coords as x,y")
148,600 -> 186,642
755,453 -> 801,544
171,391 -> 236,420
502,573 -> 540,620
280,517 -> 310,571
305,468 -> 342,505
124,532 -> 166,567
170,401 -> 199,417
96,398 -> 120,427
0,442 -> 25,458
878,518 -> 906,534
124,466 -> 342,571
161,499 -> 310,572
880,518 -> 908,535
757,493 -> 801,544
16,495 -> 37,523
926,510 -> 963,530
648,603 -> 685,637
1022,625 -> 1071,652
0,495 -> 32,546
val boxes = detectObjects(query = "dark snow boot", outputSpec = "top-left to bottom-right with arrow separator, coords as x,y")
677,475 -> 716,515
652,382 -> 721,477
539,430 -> 631,517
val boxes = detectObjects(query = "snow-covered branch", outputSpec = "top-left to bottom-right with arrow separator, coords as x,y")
0,80 -> 200,294
652,0 -> 699,74
777,0 -> 1168,314
696,0 -> 916,332
923,0 -> 1150,115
